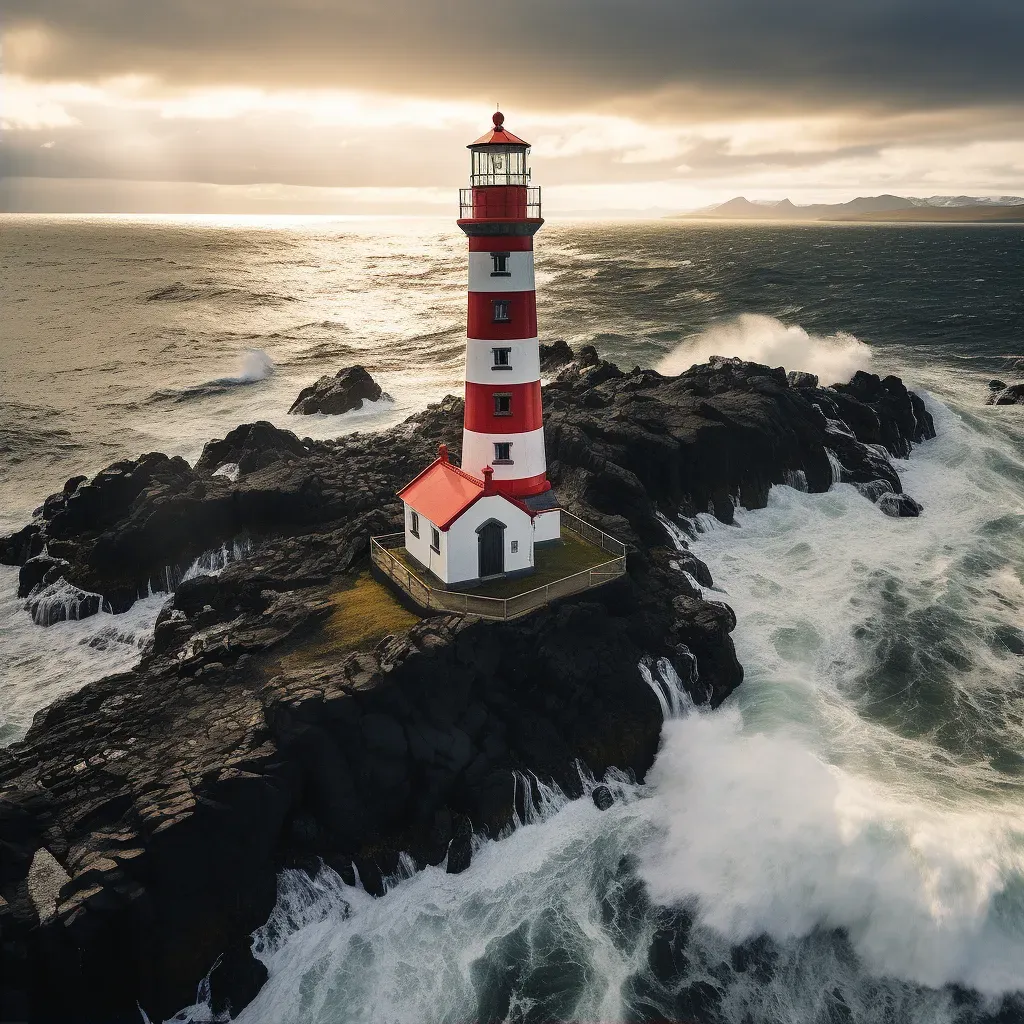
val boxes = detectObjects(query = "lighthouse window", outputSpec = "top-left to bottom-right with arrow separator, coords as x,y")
492,300 -> 510,322
490,252 -> 511,277
494,393 -> 512,416
511,540 -> 519,554
493,442 -> 513,464
410,510 -> 420,537
492,347 -> 512,369
471,148 -> 529,186
430,527 -> 441,552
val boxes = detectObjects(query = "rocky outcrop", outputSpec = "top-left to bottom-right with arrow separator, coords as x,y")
0,352 -> 935,1022
539,339 -> 575,373
543,353 -> 933,537
288,365 -> 387,415
988,382 -> 1024,405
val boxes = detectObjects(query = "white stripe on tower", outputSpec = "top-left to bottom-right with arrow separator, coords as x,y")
464,338 -> 541,386
467,251 -> 536,293
462,427 -> 548,482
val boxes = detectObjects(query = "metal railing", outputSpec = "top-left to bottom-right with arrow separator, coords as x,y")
458,186 -> 542,221
370,515 -> 626,622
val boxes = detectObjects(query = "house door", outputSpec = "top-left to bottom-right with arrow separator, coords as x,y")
478,520 -> 505,578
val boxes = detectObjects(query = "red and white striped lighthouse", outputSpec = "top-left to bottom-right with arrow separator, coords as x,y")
457,112 -> 551,500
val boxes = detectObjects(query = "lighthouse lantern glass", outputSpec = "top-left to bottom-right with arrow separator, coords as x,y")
470,147 -> 530,186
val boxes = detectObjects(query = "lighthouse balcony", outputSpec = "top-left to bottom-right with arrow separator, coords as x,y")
370,512 -> 626,621
459,186 -> 542,222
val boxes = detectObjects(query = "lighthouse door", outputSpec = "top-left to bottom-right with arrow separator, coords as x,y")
477,520 -> 505,578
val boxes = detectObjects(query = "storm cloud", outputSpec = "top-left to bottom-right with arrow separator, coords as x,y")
3,0 -> 1023,212
7,0 -> 1024,113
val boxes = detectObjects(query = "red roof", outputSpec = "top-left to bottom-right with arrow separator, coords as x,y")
469,111 -> 529,148
398,449 -> 534,531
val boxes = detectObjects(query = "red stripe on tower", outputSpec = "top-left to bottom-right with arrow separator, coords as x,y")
457,112 -> 550,498
467,292 -> 537,341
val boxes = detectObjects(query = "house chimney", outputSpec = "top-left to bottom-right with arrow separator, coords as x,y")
482,466 -> 495,494
438,443 -> 449,463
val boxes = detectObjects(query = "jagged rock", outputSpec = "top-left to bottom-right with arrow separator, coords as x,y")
208,937 -> 269,1019
878,492 -> 924,517
988,383 -> 1024,406
989,379 -> 1008,392
446,836 -> 472,874
787,370 -> 819,388
833,371 -> 935,457
288,365 -> 385,415
194,420 -> 308,476
0,523 -> 43,566
17,554 -> 68,598
592,785 -> 614,810
539,339 -> 575,373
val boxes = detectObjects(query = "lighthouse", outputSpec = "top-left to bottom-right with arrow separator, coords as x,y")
395,112 -> 560,587
457,111 -> 560,543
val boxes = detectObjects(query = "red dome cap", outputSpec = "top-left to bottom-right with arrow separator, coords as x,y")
492,111 -> 505,127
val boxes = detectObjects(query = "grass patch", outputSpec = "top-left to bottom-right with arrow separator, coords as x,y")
474,530 -> 612,598
280,570 -> 420,671
390,528 -> 615,599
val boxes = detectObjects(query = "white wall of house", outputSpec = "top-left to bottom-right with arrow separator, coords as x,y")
403,502 -> 448,580
446,495 -> 534,585
533,508 -> 561,544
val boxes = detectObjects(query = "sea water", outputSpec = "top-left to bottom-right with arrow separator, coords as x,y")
2,215 -> 1024,1022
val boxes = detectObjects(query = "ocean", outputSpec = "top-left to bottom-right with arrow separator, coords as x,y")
2,215 -> 1024,1023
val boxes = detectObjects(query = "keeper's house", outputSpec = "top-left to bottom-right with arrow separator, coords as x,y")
398,444 -> 540,587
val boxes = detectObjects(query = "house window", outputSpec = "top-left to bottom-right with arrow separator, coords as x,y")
511,540 -> 519,554
410,510 -> 420,537
490,252 -> 511,277
494,392 -> 512,416
430,527 -> 441,552
492,347 -> 512,370
493,442 -> 513,464
492,300 -> 510,323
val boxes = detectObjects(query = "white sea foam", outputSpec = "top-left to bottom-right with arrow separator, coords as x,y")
235,348 -> 276,383
0,566 -> 166,744
0,539 -> 251,744
657,313 -> 873,385
641,396 -> 1024,996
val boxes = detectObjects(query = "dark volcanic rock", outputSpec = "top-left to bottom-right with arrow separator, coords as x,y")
988,382 -> 1024,406
0,523 -> 43,566
208,937 -> 269,1019
787,370 -> 819,389
989,379 -> 1008,392
592,785 -> 614,810
878,492 -> 924,518
0,352 -> 936,1022
539,339 -> 575,373
833,371 -> 935,457
288,365 -> 385,415
446,836 -> 472,875
194,420 -> 308,476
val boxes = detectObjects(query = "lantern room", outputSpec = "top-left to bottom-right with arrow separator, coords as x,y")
468,112 -> 531,185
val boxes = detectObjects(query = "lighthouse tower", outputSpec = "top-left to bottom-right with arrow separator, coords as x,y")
456,112 -> 559,541
394,113 -> 562,589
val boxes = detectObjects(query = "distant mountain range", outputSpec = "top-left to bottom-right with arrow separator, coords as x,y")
678,195 -> 1024,222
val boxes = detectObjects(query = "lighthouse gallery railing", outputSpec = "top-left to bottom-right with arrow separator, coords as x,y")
459,187 -> 542,221
370,512 -> 626,621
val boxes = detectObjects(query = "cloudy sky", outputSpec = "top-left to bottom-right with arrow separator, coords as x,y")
3,0 -> 1023,215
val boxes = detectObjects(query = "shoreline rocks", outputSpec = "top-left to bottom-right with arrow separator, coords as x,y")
0,348 -> 936,1022
988,381 -> 1024,406
288,365 -> 388,415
